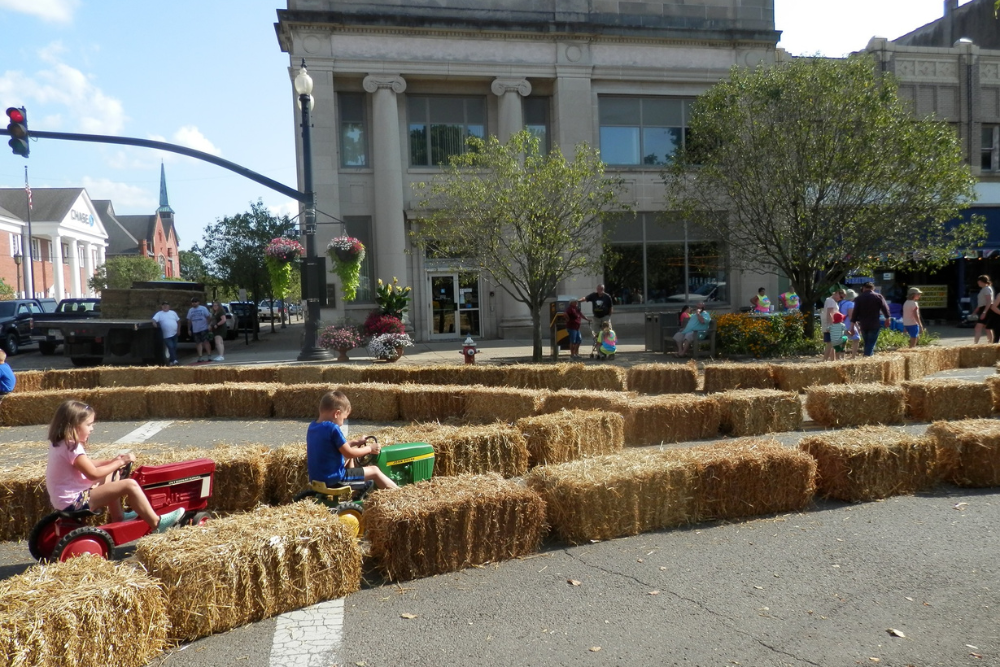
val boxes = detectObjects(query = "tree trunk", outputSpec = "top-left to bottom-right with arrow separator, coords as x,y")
801,302 -> 816,339
531,306 -> 543,362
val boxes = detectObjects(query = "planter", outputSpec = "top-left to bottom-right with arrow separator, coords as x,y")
335,248 -> 357,263
336,347 -> 351,362
382,346 -> 405,363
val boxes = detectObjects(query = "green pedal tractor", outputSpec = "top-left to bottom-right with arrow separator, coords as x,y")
294,437 -> 434,537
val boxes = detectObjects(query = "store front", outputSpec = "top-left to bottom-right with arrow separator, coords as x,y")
427,271 -> 482,339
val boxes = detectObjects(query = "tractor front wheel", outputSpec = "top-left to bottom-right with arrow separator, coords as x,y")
51,526 -> 113,562
334,502 -> 364,538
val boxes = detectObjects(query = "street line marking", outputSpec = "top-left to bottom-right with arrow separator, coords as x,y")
269,598 -> 344,667
114,421 -> 174,445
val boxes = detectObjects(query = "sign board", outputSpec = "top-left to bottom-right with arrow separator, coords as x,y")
239,288 -> 247,302
910,284 -> 947,309
883,272 -> 894,281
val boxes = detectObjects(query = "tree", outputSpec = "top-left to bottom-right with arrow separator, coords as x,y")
0,277 -> 14,300
88,255 -> 162,292
665,56 -> 983,335
414,131 -> 629,361
178,249 -> 209,282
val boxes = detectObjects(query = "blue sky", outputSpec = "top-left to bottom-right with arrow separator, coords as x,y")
0,0 -> 968,250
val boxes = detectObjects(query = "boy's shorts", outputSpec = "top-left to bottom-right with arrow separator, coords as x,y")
568,329 -> 582,344
326,467 -> 365,486
904,324 -> 920,338
823,332 -> 831,343
193,330 -> 211,343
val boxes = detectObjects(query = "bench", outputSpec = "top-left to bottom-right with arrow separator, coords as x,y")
662,319 -> 718,359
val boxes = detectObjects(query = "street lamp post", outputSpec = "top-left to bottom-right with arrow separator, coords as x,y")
294,59 -> 331,361
12,252 -> 21,297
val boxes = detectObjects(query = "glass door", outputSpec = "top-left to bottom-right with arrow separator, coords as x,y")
429,272 -> 481,339
456,272 -> 481,337
430,274 -> 457,338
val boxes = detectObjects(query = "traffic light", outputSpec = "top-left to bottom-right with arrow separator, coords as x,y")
5,107 -> 28,157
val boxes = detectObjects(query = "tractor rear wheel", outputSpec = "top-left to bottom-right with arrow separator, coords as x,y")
51,526 -> 113,562
183,511 -> 213,527
334,502 -> 364,538
28,513 -> 72,562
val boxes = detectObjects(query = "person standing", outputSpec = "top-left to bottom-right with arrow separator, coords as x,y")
974,275 -> 994,344
902,287 -> 924,348
579,284 -> 614,331
821,289 -> 844,361
151,301 -> 180,366
851,282 -> 891,357
563,300 -> 588,360
839,289 -> 860,359
185,297 -> 212,363
209,302 -> 228,362
750,287 -> 771,314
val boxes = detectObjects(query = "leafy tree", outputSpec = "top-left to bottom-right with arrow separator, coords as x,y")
88,255 -> 162,291
0,277 -> 14,300
414,130 -> 629,361
665,56 -> 982,335
178,249 -> 209,282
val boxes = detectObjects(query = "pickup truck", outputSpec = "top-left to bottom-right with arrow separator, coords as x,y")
30,298 -> 102,355
0,298 -> 45,355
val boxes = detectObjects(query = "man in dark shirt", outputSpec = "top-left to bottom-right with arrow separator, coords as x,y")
580,284 -> 614,330
851,282 -> 891,357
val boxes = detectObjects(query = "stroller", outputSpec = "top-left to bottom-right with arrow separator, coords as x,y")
588,322 -> 616,361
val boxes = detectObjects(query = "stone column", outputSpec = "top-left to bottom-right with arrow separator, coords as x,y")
51,235 -> 65,300
491,78 -> 531,143
97,243 -> 106,267
67,238 -> 81,297
83,242 -> 94,296
362,74 -> 408,289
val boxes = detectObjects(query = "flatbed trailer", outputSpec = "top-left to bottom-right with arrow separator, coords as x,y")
46,318 -> 165,367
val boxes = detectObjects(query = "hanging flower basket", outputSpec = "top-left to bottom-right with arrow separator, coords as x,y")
327,236 -> 366,302
265,237 -> 304,263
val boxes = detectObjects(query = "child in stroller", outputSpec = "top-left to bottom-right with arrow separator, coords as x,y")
590,320 -> 617,360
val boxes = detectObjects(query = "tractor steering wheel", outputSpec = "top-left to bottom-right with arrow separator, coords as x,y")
355,436 -> 379,467
116,460 -> 133,481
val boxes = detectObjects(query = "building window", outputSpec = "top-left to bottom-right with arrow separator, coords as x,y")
10,233 -> 21,257
603,213 -> 728,306
61,243 -> 69,264
339,93 -> 368,168
599,97 -> 694,166
408,96 -> 486,166
30,238 -> 41,261
523,97 -> 550,153
344,215 -> 375,302
78,245 -> 85,265
982,125 -> 999,172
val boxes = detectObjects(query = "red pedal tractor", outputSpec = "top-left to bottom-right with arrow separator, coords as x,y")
28,458 -> 216,562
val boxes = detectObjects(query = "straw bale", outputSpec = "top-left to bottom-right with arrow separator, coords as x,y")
925,346 -> 960,373
265,443 -> 309,505
207,382 -> 276,418
227,366 -> 280,384
42,368 -> 99,390
322,365 -> 375,385
501,364 -> 563,390
147,365 -> 198,386
896,348 -> 932,380
804,384 -> 904,428
143,444 -> 271,513
626,362 -> 698,395
381,423 -> 529,478
882,354 -> 906,385
463,386 -> 548,423
446,365 -> 509,387
771,362 -> 842,393
958,344 -> 999,368
0,556 -> 169,667
135,502 -> 361,642
80,386 -> 150,422
0,460 -> 49,542
516,410 -> 625,466
559,364 -> 628,391
625,395 -> 721,446
330,382 -> 400,421
360,365 -> 415,385
96,366 -> 153,387
276,365 -> 325,385
927,419 -> 1000,487
987,376 -> 1000,412
540,389 -> 634,415
364,474 -> 546,581
703,363 -> 775,394
716,389 -> 802,436
145,384 -> 216,419
398,384 -> 467,422
273,384 -> 333,419
11,370 -> 43,393
194,365 -> 235,384
0,389 -> 76,427
903,379 -> 993,422
836,358 -> 886,385
799,426 -> 939,501
525,452 -> 699,543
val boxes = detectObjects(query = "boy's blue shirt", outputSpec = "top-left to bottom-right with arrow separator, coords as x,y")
0,363 -> 14,394
306,420 -> 347,484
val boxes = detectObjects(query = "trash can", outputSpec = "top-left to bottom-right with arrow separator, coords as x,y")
548,297 -> 574,359
645,313 -> 660,352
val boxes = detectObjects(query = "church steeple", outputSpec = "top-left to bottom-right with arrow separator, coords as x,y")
157,162 -> 174,215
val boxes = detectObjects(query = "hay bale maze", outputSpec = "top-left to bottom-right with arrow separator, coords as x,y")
771,362 -> 842,393
958,344 -> 998,369
716,389 -> 802,436
0,460 -> 49,542
625,395 -> 721,446
927,419 -> 1000,487
364,474 -> 546,581
625,362 -> 698,395
463,386 -> 549,424
703,362 -> 775,394
799,426 -> 939,501
515,410 -> 625,466
0,555 -> 169,667
381,423 -> 529,478
805,384 -> 904,428
135,502 -> 362,642
902,379 -> 993,422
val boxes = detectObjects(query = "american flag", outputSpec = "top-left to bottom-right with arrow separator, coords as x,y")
25,183 -> 31,210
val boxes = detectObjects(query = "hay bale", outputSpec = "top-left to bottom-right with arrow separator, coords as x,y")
382,423 -> 529,478
625,395 -> 721,446
227,366 -> 280,384
148,365 -> 198,386
0,556 -> 169,667
364,474 -> 546,581
836,358 -> 885,384
265,443 -> 309,505
445,365 -> 509,387
207,383 -> 276,418
516,410 -> 625,466
463,386 -> 548,423
331,382 -> 399,421
502,364 -> 564,390
11,370 -> 43,393
925,346 -> 960,374
540,389 -> 634,415
80,387 -> 150,422
559,364 -> 628,391
716,389 -> 802,436
96,366 -> 152,387
41,369 -> 100,390
987,376 -> 1000,412
276,366 -> 326,385
322,365 -> 374,385
0,389 -> 76,426
903,379 -> 994,422
882,354 -> 906,385
397,384 -> 466,422
135,502 -> 361,642
799,426 -> 939,501
145,384 -> 216,419
626,362 -> 698,394
273,384 -> 332,419
0,460 -> 49,542
804,384 -> 904,428
896,348 -> 933,380
927,419 -> 1000,487
958,344 -> 998,368
771,362 -> 843,393
703,362 -> 775,394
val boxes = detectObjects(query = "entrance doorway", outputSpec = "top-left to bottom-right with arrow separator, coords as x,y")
428,272 -> 481,339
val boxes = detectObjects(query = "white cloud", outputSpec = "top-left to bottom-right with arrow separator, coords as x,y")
268,200 -> 300,220
0,0 -> 78,23
80,177 -> 156,211
171,126 -> 222,157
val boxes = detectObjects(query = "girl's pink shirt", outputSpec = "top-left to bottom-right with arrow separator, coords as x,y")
46,440 -> 92,510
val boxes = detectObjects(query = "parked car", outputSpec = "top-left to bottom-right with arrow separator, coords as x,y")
38,298 -> 58,313
31,298 -> 102,354
258,299 -> 286,322
228,301 -> 259,335
0,298 -> 45,355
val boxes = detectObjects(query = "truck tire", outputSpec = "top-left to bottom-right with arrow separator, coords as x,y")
70,357 -> 100,367
39,342 -> 57,355
4,333 -> 18,356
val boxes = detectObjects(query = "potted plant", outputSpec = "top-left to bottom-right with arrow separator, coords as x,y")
375,277 -> 412,320
363,311 -> 406,338
318,324 -> 364,362
327,236 -> 366,301
367,332 -> 414,362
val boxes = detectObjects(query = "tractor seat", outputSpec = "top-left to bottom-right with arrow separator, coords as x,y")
56,508 -> 102,520
309,479 -> 373,501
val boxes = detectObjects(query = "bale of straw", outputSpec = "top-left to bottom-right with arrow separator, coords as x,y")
397,384 -> 466,422
364,474 -> 546,581
958,344 -> 999,368
273,384 -> 332,419
135,502 -> 361,642
145,384 -> 216,419
0,389 -> 76,427
207,383 -> 276,418
927,419 -> 1000,487
987,376 -> 1000,412
0,556 -> 169,667
381,423 -> 529,478
925,346 -> 960,374
80,387 -> 150,422
625,395 -> 721,446
265,443 -> 309,505
703,363 -> 775,394
902,379 -> 993,422
276,365 -> 326,385
96,366 -> 153,387
143,444 -> 271,513
502,364 -> 564,390
770,362 -> 842,393
464,386 -> 548,423
227,366 -> 280,384
716,389 -> 802,436
42,369 -> 100,390
896,348 -> 933,380
0,461 -> 49,542
446,365 -> 509,387
540,389 -> 634,415
330,382 -> 399,421
148,365 -> 198,386
882,354 -> 906,385
11,370 -> 43,393
516,410 -> 625,467
559,364 -> 628,391
804,384 -> 904,428
322,365 -> 374,385
799,426 -> 939,501
836,358 -> 885,384
626,362 -> 698,394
